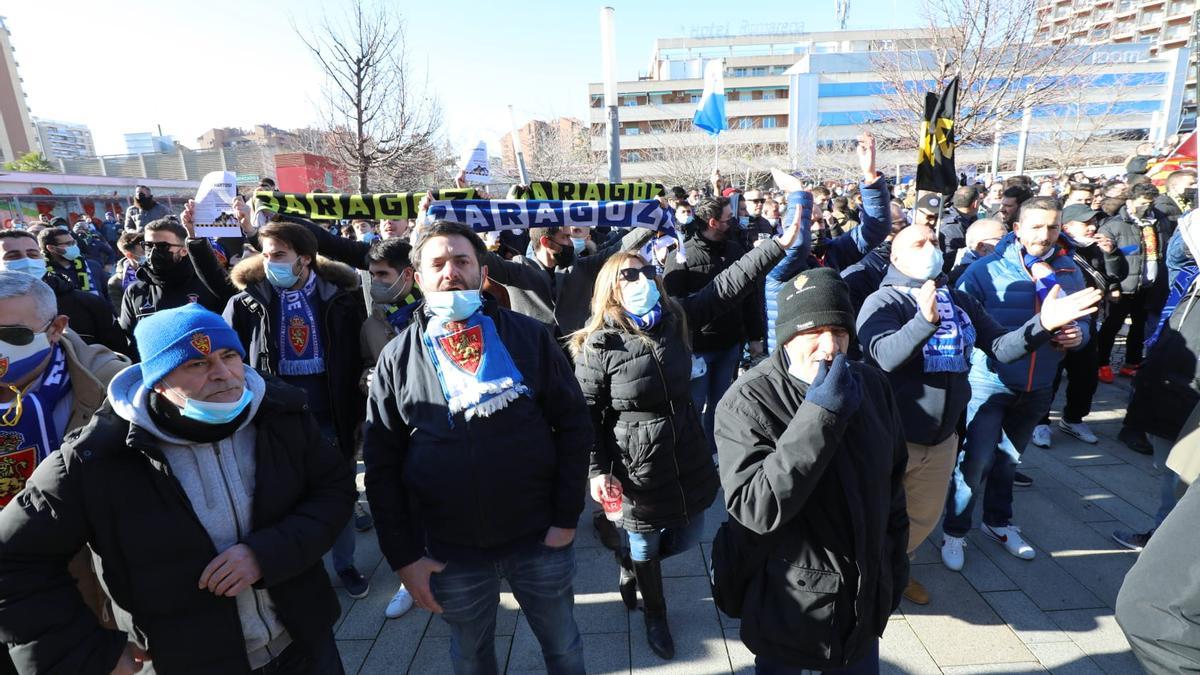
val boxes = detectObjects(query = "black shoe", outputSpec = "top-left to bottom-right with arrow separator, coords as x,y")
1013,471 -> 1034,488
1118,427 -> 1153,455
617,553 -> 638,611
338,566 -> 370,599
592,510 -> 623,552
632,559 -> 675,660
354,502 -> 374,532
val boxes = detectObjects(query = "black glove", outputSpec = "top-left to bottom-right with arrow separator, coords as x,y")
804,353 -> 862,417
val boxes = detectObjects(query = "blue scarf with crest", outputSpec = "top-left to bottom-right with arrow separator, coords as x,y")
422,309 -> 529,420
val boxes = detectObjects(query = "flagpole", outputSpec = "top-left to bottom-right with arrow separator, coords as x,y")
714,132 -> 720,173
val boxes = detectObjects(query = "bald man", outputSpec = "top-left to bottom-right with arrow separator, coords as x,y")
947,219 -> 1008,284
856,223 -> 1102,603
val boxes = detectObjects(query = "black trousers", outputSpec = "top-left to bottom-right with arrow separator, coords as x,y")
1097,289 -> 1150,366
252,633 -> 344,675
1040,336 -> 1100,425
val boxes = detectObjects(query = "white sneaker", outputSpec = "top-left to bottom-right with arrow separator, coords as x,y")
941,535 -> 965,571
385,586 -> 414,619
1058,420 -> 1098,444
1031,424 -> 1052,448
983,523 -> 1036,560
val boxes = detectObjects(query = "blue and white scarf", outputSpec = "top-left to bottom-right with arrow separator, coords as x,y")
422,310 -> 530,420
903,286 -> 976,373
0,345 -> 71,507
275,272 -> 325,376
428,199 -> 687,263
1022,250 -> 1059,303
626,303 -> 663,331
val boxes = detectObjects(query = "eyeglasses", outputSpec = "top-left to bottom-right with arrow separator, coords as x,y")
0,319 -> 52,346
617,265 -> 658,283
144,241 -> 182,251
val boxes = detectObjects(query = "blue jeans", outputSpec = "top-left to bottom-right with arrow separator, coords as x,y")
943,375 -> 1053,538
429,541 -> 584,675
690,343 -> 743,451
625,512 -> 706,563
754,639 -> 879,674
1149,434 -> 1180,526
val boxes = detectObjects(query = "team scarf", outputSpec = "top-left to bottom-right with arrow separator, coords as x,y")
51,257 -> 95,295
1022,250 -> 1059,303
275,271 -> 326,376
422,310 -> 529,420
384,294 -> 419,331
254,188 -> 477,221
0,344 -> 71,506
121,260 -> 140,289
427,199 -> 687,263
1141,222 -> 1160,283
510,181 -> 664,201
901,286 -> 976,373
626,303 -> 663,331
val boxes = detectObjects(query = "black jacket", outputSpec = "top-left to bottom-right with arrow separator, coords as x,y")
840,241 -> 891,316
857,267 -> 1053,445
574,242 -> 787,532
664,233 -> 764,351
938,209 -> 975,274
43,272 -> 130,357
118,261 -> 231,355
0,376 -> 354,675
222,255 -> 367,459
715,350 -> 908,669
362,297 -> 592,570
1100,205 -> 1171,295
1126,285 -> 1200,441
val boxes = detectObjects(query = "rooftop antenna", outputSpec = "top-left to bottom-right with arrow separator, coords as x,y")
836,0 -> 850,29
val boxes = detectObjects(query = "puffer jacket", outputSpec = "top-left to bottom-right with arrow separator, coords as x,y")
715,350 -> 908,670
1099,204 -> 1171,295
664,232 -> 763,352
764,192 -> 813,354
574,241 -> 787,531
955,232 -> 1089,392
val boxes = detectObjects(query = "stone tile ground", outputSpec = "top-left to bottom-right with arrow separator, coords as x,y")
330,347 -> 1160,673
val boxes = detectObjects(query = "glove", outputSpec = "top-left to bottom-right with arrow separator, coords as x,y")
804,353 -> 862,417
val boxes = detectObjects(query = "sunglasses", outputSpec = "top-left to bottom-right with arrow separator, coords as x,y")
618,265 -> 658,283
144,241 -> 182,251
0,319 -> 53,346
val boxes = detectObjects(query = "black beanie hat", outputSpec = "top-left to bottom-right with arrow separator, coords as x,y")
775,267 -> 856,343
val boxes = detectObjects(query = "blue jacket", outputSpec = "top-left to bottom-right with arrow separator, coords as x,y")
956,233 -> 1089,392
820,174 -> 891,272
765,192 -> 813,354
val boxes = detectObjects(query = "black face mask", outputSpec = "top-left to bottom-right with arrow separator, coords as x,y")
136,194 -> 153,208
552,242 -> 575,268
146,247 -> 189,284
1182,188 -> 1197,208
812,230 -> 831,257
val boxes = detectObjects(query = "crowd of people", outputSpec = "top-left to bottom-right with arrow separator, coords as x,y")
0,133 -> 1196,675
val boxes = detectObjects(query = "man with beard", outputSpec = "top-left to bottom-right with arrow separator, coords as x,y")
122,185 -> 171,232
118,217 -> 230,353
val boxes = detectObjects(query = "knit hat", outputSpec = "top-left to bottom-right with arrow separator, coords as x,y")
134,303 -> 245,387
775,268 -> 856,343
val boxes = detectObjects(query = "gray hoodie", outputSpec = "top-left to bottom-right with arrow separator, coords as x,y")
107,365 -> 292,669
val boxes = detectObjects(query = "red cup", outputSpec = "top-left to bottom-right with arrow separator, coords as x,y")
600,478 -> 623,522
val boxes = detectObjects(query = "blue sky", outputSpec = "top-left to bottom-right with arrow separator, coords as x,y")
7,0 -> 917,156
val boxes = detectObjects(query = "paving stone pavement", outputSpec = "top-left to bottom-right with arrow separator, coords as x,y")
330,360 -> 1160,673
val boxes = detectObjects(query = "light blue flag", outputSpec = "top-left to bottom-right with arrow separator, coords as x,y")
693,60 -> 727,136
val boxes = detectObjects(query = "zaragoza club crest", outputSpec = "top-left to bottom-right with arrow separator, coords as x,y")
438,325 -> 483,375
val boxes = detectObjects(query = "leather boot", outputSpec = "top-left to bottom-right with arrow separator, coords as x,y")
632,559 -> 675,659
616,552 -> 638,610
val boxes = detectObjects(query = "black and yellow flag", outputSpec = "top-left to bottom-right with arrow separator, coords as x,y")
916,76 -> 959,195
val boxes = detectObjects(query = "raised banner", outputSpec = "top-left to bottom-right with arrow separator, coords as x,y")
253,188 -> 478,221
427,199 -> 670,233
511,181 -> 665,201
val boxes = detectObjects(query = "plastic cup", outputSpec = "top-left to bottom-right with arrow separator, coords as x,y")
600,478 -> 623,522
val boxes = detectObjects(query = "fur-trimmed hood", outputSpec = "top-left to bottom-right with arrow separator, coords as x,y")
229,253 -> 360,296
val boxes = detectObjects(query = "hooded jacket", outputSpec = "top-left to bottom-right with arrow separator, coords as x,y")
857,267 -> 1054,445
0,369 -> 354,675
954,232 -> 1089,392
223,254 -> 366,458
715,350 -> 908,670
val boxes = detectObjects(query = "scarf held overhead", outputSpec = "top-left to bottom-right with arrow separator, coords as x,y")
254,188 -> 477,221
422,311 -> 530,420
511,181 -> 664,201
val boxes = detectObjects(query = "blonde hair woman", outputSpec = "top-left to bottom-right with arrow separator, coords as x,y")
569,220 -> 800,660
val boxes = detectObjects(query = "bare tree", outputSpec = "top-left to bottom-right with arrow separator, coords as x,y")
518,120 -> 602,183
295,0 -> 442,192
869,0 -> 1097,151
1025,75 -> 1144,174
627,120 -> 788,190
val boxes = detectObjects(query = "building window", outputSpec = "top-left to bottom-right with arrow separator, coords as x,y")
763,117 -> 778,129
738,118 -> 754,129
625,127 -> 640,136
762,90 -> 776,100
751,67 -> 767,77
626,151 -> 642,163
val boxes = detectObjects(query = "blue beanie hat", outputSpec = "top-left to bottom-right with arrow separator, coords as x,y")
134,303 -> 245,387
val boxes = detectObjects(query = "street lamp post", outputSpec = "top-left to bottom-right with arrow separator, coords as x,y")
600,7 -> 621,183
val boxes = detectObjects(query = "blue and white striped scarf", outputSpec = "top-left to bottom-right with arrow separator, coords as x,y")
902,286 -> 976,373
275,272 -> 325,376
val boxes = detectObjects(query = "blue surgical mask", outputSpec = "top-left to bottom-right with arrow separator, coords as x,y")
622,278 -> 660,316
61,244 -> 81,261
738,216 -> 750,228
179,386 -> 253,425
678,214 -> 694,226
265,260 -> 300,288
1,257 -> 47,279
425,289 -> 482,321
571,238 -> 587,254
912,245 -> 944,281
361,232 -> 379,243
135,255 -> 147,265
